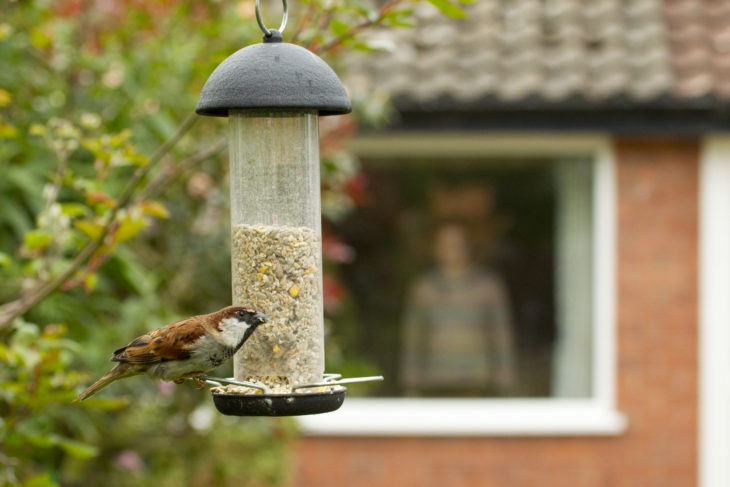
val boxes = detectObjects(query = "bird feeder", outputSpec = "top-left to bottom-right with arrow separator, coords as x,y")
195,0 -> 381,415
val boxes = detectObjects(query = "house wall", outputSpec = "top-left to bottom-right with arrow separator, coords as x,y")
292,138 -> 699,487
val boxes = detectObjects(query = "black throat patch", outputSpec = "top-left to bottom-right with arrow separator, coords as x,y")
236,322 -> 262,351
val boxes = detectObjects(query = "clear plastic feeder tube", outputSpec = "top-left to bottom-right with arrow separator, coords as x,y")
229,109 -> 324,388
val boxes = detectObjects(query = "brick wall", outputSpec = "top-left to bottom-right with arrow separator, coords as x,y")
292,138 -> 699,487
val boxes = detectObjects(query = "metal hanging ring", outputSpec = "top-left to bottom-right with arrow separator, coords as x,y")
255,0 -> 288,37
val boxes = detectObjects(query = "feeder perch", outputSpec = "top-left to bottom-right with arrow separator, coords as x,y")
195,0 -> 382,415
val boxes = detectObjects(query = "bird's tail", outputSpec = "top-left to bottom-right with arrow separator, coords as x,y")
74,363 -> 136,402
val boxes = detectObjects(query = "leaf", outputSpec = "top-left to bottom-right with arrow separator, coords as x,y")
352,39 -> 395,52
75,220 -> 104,241
385,18 -> 413,27
114,216 -> 148,243
26,434 -> 98,459
30,27 -> 52,49
426,0 -> 466,18
59,202 -> 88,217
348,0 -> 377,18
29,123 -> 47,136
382,7 -> 415,27
126,151 -> 148,166
24,230 -> 51,250
84,272 -> 98,291
41,324 -> 68,339
139,201 -> 170,219
331,19 -> 350,37
383,13 -> 414,27
21,473 -> 59,487
0,88 -> 10,107
109,129 -> 132,147
56,437 -> 98,459
85,191 -> 115,207
0,119 -> 18,138
0,251 -> 10,267
80,137 -> 104,159
26,433 -> 55,448
351,41 -> 378,52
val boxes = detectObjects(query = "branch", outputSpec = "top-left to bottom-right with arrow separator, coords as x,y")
136,137 -> 227,202
116,113 -> 198,210
0,114 -> 198,330
289,2 -> 316,45
315,0 -> 405,54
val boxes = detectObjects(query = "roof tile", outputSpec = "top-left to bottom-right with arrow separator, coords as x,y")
345,0 -> 730,106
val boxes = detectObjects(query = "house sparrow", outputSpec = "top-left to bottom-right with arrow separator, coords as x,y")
74,306 -> 269,401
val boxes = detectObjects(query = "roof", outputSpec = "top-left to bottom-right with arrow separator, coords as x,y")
345,0 -> 730,130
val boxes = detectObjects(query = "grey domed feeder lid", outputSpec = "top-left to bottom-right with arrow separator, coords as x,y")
196,30 -> 351,117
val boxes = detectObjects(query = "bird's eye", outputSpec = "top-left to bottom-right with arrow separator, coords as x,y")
236,310 -> 247,320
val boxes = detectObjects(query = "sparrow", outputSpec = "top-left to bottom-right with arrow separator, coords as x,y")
74,306 -> 269,401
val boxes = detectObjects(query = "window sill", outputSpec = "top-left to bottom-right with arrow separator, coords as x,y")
297,398 -> 628,437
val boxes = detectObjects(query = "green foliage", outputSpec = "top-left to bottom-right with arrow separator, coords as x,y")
0,317 -> 298,487
426,0 -> 467,18
0,321 -> 105,486
0,0 -> 456,485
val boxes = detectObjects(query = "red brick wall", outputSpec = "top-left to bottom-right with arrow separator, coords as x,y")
292,138 -> 699,487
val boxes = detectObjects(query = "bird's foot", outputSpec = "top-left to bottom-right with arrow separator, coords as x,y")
173,372 -> 207,387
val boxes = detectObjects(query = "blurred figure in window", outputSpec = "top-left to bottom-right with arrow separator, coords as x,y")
400,223 -> 516,397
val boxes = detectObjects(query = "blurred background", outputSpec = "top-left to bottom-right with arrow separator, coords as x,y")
2,0 -> 729,486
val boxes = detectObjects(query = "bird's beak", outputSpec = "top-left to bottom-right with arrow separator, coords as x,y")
253,313 -> 270,325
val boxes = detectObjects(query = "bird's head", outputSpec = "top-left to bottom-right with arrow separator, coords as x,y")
214,306 -> 269,349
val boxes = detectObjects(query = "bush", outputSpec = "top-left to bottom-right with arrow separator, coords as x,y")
0,0 -> 462,484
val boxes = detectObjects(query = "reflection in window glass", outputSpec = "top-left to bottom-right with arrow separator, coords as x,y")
332,157 -> 594,398
400,222 -> 516,397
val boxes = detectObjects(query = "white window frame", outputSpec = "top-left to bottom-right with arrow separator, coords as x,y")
299,134 -> 627,436
699,137 -> 730,487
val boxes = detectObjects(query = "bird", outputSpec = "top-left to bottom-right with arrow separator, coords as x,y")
74,306 -> 269,401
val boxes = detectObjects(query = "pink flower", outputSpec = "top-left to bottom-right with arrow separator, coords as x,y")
322,233 -> 355,264
156,380 -> 175,396
115,450 -> 144,472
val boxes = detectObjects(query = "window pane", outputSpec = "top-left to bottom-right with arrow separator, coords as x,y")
331,157 -> 594,398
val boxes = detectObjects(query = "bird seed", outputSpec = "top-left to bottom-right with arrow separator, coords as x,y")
231,224 -> 324,392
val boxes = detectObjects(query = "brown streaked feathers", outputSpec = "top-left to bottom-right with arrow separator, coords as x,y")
74,306 -> 268,401
111,318 -> 204,364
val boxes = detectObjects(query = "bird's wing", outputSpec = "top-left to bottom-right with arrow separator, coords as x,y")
111,318 -> 205,364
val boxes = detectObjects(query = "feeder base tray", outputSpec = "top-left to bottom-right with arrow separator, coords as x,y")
212,388 -> 346,416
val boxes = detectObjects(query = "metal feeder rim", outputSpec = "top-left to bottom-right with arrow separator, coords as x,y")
197,374 -> 383,393
292,375 -> 384,391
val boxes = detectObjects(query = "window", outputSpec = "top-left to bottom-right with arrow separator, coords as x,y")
303,135 -> 625,435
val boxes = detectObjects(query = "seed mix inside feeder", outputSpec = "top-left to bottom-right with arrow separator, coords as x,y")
193,0 -> 382,416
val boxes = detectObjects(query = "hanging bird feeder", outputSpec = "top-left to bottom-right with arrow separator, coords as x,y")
195,0 -> 382,416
